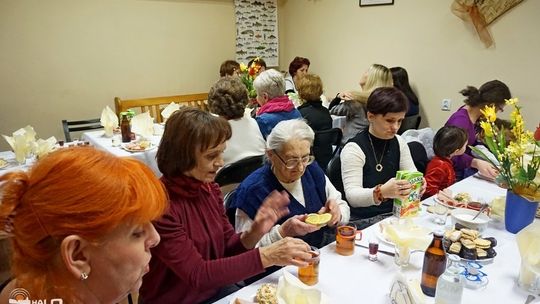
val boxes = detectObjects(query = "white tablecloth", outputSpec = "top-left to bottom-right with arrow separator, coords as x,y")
214,176 -> 536,304
0,151 -> 34,174
82,129 -> 163,176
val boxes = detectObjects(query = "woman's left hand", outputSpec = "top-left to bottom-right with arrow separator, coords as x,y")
419,177 -> 427,196
317,199 -> 341,227
251,190 -> 290,236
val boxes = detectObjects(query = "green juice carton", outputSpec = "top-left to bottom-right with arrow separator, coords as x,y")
393,170 -> 423,218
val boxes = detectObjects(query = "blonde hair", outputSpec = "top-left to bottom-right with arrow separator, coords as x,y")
352,64 -> 393,103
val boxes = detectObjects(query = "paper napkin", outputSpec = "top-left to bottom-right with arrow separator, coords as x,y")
100,106 -> 119,137
131,112 -> 154,139
161,102 -> 180,120
34,136 -> 57,159
277,271 -> 322,304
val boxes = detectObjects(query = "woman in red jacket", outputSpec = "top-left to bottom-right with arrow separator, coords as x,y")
140,108 -> 311,304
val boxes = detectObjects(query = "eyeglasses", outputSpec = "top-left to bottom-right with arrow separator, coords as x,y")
273,150 -> 315,169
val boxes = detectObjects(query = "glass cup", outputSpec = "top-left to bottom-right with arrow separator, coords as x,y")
298,246 -> 320,286
368,237 -> 379,261
518,261 -> 540,293
394,243 -> 411,267
336,224 -> 359,256
433,199 -> 448,225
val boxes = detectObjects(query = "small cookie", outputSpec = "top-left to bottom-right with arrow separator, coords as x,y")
449,242 -> 462,254
449,230 -> 462,242
460,238 -> 476,249
444,229 -> 453,239
474,238 -> 491,249
461,228 -> 479,240
476,248 -> 488,259
486,247 -> 497,258
461,247 -> 477,260
484,237 -> 497,247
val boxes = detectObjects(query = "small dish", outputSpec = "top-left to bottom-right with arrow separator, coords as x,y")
451,208 -> 490,232
121,142 -> 155,152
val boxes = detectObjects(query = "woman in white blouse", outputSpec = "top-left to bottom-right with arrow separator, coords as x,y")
231,119 -> 350,248
341,87 -> 426,228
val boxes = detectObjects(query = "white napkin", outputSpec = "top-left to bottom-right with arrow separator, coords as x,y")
131,112 -> 154,139
2,126 -> 37,164
389,272 -> 426,304
382,219 -> 431,251
517,222 -> 540,274
100,106 -> 119,137
277,271 -> 322,304
34,136 -> 57,159
161,102 -> 180,120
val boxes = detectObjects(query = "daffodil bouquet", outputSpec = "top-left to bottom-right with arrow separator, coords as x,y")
239,58 -> 262,99
471,98 -> 540,201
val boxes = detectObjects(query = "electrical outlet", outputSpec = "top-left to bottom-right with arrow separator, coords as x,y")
441,99 -> 451,111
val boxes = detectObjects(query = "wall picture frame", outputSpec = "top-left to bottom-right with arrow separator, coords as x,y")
359,0 -> 394,7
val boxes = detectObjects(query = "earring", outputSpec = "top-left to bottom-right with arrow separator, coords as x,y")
80,272 -> 89,280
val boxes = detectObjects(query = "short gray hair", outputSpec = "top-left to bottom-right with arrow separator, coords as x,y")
266,119 -> 314,151
253,69 -> 285,100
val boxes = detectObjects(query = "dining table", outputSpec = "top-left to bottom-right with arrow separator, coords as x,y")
0,150 -> 35,174
213,175 -> 538,304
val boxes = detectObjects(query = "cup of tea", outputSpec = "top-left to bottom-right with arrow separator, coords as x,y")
297,246 -> 320,286
336,224 -> 360,256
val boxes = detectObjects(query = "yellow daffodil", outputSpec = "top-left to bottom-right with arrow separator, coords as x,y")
506,98 -> 518,106
480,121 -> 493,137
239,63 -> 248,72
480,105 -> 497,123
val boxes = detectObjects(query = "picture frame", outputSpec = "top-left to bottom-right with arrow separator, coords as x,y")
359,0 -> 394,7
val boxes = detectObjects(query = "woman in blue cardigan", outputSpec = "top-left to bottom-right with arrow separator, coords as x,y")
231,119 -> 350,248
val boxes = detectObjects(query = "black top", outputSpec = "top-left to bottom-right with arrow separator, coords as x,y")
348,131 -> 400,219
298,99 -> 333,132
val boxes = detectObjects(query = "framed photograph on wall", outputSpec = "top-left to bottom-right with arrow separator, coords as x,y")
359,0 -> 394,7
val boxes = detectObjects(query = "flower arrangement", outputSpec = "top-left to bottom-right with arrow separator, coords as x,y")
239,58 -> 263,99
471,98 -> 540,201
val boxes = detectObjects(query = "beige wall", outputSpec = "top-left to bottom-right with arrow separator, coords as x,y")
278,0 -> 540,131
0,0 -> 235,150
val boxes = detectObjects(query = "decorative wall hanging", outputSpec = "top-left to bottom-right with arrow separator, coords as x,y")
360,0 -> 394,6
451,0 -> 524,48
234,0 -> 278,67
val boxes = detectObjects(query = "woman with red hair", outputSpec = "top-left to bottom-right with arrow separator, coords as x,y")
0,147 -> 167,303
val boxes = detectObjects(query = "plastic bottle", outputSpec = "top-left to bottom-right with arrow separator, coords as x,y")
120,112 -> 131,143
434,254 -> 464,304
421,230 -> 447,297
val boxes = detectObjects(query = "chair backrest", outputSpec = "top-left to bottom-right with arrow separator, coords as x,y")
407,141 -> 429,174
215,155 -> 265,193
326,153 -> 346,201
313,128 -> 343,170
114,93 -> 209,123
398,114 -> 421,135
223,189 -> 237,227
62,118 -> 103,142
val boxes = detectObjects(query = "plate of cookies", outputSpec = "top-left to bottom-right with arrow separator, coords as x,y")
443,225 -> 497,264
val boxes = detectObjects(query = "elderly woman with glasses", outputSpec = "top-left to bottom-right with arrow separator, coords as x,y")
231,119 -> 350,248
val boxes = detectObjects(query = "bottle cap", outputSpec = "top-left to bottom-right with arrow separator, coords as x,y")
433,230 -> 445,237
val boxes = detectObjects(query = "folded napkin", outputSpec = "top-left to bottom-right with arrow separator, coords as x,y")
2,125 -> 37,164
34,136 -> 57,159
100,106 -> 119,137
517,222 -> 540,275
277,271 -> 322,304
382,219 -> 431,251
131,112 -> 154,139
161,102 -> 180,120
389,272 -> 425,304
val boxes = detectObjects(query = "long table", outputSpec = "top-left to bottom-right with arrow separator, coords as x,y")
214,176 -> 536,304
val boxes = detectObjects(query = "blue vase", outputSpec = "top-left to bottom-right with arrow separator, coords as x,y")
505,190 -> 539,234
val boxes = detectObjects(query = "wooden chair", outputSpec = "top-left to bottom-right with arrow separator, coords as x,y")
62,118 -> 103,142
114,93 -> 209,123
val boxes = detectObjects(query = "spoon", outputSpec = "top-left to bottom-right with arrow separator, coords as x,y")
471,203 -> 489,221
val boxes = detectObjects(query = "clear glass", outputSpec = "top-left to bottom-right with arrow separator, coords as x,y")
368,237 -> 379,261
394,243 -> 410,267
518,261 -> 540,293
433,199 -> 448,225
298,246 -> 320,286
435,255 -> 464,304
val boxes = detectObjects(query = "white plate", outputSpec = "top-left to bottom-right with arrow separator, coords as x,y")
121,142 -> 156,153
374,227 -> 395,247
228,284 -> 264,304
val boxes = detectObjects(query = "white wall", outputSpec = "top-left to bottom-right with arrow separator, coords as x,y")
0,0 -> 235,150
277,0 -> 540,131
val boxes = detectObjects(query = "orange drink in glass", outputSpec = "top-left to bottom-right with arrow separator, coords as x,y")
336,225 -> 359,256
298,246 -> 320,286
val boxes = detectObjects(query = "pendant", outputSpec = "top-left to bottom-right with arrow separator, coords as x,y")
375,164 -> 383,172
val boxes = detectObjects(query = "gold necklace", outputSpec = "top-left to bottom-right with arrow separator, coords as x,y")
368,133 -> 387,172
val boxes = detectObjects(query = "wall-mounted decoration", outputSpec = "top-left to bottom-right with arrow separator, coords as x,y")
359,0 -> 394,7
234,0 -> 278,67
451,0 -> 524,48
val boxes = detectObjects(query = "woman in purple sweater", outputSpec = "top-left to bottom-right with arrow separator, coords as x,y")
140,108 -> 312,304
445,80 -> 511,180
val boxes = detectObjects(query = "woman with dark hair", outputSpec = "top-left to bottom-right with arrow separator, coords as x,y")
208,76 -> 265,165
445,80 -> 511,180
219,60 -> 240,77
285,56 -> 310,93
390,67 -> 419,117
140,108 -> 312,304
340,87 -> 425,227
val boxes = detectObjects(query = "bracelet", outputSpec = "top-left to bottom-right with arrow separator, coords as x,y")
373,184 -> 385,205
